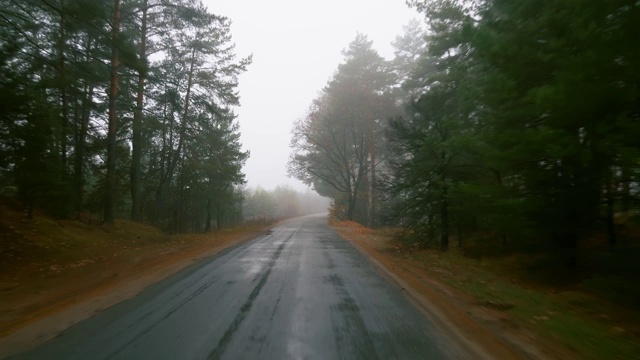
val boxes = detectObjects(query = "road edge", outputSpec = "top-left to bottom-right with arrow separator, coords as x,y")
331,224 -> 528,360
0,229 -> 269,359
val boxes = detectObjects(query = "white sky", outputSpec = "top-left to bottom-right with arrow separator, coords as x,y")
203,0 -> 419,191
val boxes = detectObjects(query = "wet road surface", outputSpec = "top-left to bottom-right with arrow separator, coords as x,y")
10,215 -> 466,359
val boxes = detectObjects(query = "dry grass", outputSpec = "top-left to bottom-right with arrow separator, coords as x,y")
333,221 -> 640,360
0,204 -> 270,338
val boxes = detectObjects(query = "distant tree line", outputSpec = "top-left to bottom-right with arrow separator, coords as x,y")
289,0 -> 640,251
242,185 -> 330,222
0,0 -> 251,232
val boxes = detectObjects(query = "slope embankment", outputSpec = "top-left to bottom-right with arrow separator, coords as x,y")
0,205 -> 269,357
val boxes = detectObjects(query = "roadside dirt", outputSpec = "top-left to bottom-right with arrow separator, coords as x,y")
1,209 -> 582,359
332,221 -> 581,360
0,211 -> 269,358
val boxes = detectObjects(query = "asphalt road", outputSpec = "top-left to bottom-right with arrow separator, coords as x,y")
10,215 -> 466,360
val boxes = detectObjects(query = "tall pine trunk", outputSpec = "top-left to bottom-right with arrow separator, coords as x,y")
369,121 -> 376,227
73,34 -> 94,213
58,0 -> 68,179
104,0 -> 121,224
205,198 -> 212,232
131,0 -> 148,221
155,47 -> 197,222
440,153 -> 449,251
73,83 -> 93,212
440,184 -> 449,251
606,167 -> 617,247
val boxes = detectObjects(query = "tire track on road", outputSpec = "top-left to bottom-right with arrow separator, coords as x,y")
207,230 -> 297,359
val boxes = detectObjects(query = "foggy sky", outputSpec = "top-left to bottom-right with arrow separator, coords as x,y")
204,0 -> 419,191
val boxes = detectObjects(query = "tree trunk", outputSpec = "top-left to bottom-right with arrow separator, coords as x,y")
73,83 -> 93,212
58,1 -> 68,178
369,121 -> 376,228
440,184 -> 449,251
440,151 -> 449,251
620,165 -> 631,212
216,205 -> 223,230
152,100 -> 171,224
606,167 -> 617,247
104,0 -> 121,224
205,198 -> 212,232
346,192 -> 357,221
131,0 -> 148,221
155,46 -> 196,218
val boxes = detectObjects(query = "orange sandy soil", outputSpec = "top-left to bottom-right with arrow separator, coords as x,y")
0,205 -> 269,357
332,220 -> 582,360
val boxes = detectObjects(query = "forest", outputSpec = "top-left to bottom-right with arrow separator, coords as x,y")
2,0 -> 639,248
289,0 -> 640,253
1,0 -> 253,232
2,0 -> 640,357
287,3 -> 640,352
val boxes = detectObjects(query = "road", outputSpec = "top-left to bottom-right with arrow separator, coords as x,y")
10,215 -> 467,360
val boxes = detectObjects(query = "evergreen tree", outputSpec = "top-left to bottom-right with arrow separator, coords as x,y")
389,0 -> 480,250
472,0 -> 640,245
0,0 -> 252,232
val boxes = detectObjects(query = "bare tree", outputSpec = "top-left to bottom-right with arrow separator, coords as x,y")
288,34 -> 397,223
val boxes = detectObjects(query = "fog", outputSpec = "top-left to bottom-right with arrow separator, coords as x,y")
242,185 -> 331,222
205,0 -> 419,191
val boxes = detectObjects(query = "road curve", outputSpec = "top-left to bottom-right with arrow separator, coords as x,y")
10,215 -> 466,360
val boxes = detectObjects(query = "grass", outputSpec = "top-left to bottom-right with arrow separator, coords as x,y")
0,203 -> 274,339
361,228 -> 640,360
0,203 -> 270,272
